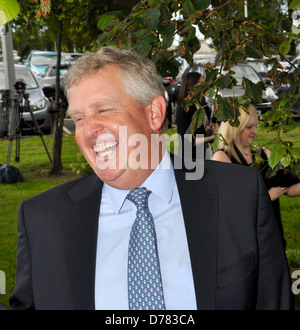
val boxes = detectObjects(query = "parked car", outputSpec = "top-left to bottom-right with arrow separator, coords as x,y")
272,55 -> 290,71
39,64 -> 69,117
281,62 -> 300,119
39,64 -> 68,107
24,51 -> 67,78
183,62 -> 279,117
13,50 -> 21,63
245,58 -> 272,81
175,53 -> 216,83
287,55 -> 300,72
0,64 -> 51,134
62,52 -> 82,65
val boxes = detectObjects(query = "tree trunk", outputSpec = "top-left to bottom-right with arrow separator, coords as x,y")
49,18 -> 63,175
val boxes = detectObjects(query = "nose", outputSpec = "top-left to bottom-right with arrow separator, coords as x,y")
82,115 -> 103,139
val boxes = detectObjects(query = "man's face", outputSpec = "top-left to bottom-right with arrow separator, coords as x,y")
68,65 -> 161,189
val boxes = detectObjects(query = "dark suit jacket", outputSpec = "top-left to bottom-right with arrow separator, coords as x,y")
9,160 -> 293,310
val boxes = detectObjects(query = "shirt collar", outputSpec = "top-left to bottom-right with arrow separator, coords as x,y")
104,150 -> 175,214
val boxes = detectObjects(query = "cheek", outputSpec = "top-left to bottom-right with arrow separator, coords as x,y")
240,130 -> 249,142
75,130 -> 90,156
239,130 -> 246,139
75,130 -> 83,148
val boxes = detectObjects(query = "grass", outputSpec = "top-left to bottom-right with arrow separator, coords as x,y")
0,125 -> 299,309
0,133 -> 82,307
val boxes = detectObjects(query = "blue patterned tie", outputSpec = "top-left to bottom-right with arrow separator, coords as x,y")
127,187 -> 165,310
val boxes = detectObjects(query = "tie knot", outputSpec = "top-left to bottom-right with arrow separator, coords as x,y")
126,187 -> 151,208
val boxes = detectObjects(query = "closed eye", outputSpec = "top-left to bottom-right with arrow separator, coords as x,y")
97,108 -> 115,116
72,115 -> 84,125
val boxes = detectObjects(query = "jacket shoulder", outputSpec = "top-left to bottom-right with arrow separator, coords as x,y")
204,160 -> 260,181
22,173 -> 102,206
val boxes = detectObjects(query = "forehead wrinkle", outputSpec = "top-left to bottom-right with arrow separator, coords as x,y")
88,98 -> 120,110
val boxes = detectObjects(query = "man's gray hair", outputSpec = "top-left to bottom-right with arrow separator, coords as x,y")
64,46 -> 166,107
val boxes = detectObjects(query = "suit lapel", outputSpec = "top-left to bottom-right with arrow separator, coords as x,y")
174,167 -> 218,310
61,174 -> 103,310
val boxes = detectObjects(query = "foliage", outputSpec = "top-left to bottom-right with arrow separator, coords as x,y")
0,0 -> 20,26
0,134 -> 82,307
97,0 -> 300,177
32,0 -> 51,18
11,0 -> 139,57
70,152 -> 92,175
10,0 -> 300,176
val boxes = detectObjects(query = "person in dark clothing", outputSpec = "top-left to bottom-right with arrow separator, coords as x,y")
212,104 -> 300,243
175,72 -> 218,160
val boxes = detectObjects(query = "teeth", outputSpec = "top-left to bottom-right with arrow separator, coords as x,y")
94,141 -> 118,154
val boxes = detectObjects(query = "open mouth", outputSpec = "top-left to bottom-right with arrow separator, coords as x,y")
93,141 -> 119,158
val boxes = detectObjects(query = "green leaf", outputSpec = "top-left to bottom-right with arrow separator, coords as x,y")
98,12 -> 122,31
284,124 -> 298,132
194,0 -> 210,11
0,0 -> 20,26
268,146 -> 286,169
244,45 -> 263,59
289,0 -> 300,10
242,77 -> 263,103
215,74 -> 232,89
143,31 -> 157,45
180,44 -> 194,65
279,39 -> 292,56
231,47 -> 245,64
161,35 -> 174,49
147,7 -> 161,29
281,154 -> 292,168
204,67 -> 219,84
292,147 -> 300,159
223,59 -> 233,71
157,22 -> 175,37
182,0 -> 195,16
187,108 -> 206,135
215,97 -> 236,123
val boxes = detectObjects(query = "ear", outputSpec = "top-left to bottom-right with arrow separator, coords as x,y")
148,94 -> 167,132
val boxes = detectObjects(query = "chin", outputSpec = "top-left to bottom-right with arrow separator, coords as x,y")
96,168 -> 125,184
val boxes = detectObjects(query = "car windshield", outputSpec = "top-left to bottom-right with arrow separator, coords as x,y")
32,54 -> 58,66
64,54 -> 81,62
47,67 -> 68,77
247,62 -> 271,73
0,68 -> 39,90
227,65 -> 261,85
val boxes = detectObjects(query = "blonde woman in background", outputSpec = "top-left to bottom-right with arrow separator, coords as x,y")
212,104 -> 300,244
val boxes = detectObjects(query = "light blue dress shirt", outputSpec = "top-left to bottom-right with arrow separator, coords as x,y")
94,151 -> 197,310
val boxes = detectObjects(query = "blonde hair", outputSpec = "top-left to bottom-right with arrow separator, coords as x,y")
217,104 -> 258,163
64,46 -> 165,107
